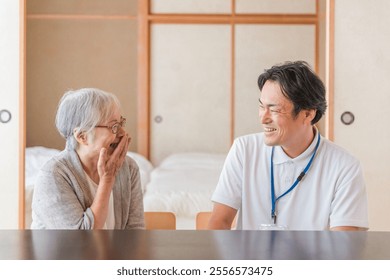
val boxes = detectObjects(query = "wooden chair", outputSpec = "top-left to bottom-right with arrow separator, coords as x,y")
144,212 -> 176,230
196,211 -> 237,230
196,211 -> 212,230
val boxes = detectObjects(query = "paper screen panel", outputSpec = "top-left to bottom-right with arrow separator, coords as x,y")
150,24 -> 231,165
151,0 -> 231,14
236,0 -> 316,14
234,24 -> 315,138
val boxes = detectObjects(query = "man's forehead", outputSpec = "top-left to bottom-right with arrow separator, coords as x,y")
259,92 -> 292,108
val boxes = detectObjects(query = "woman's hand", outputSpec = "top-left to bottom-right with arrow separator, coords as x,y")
97,134 -> 131,184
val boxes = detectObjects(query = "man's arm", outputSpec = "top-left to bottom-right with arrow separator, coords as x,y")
208,203 -> 237,230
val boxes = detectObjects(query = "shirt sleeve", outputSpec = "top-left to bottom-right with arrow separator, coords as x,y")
329,159 -> 369,229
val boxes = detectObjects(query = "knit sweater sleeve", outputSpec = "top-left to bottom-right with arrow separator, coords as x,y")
31,157 -> 94,229
123,157 -> 145,229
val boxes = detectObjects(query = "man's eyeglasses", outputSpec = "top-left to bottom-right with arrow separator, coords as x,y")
95,116 -> 126,134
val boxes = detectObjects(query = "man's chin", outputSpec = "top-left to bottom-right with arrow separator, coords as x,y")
263,138 -> 277,147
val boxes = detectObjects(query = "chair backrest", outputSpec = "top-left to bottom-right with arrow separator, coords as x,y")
144,212 -> 176,230
196,211 -> 237,230
196,211 -> 212,230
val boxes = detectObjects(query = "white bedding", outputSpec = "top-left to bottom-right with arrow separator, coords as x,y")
25,147 -> 225,229
143,153 -> 226,229
25,147 -> 153,192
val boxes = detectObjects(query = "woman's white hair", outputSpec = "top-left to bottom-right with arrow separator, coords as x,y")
55,88 -> 121,150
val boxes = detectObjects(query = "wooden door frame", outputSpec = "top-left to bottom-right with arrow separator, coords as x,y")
19,0 -> 26,229
19,0 -> 335,227
137,0 -> 325,159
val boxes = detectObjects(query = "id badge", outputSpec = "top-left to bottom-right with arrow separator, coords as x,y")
259,224 -> 288,231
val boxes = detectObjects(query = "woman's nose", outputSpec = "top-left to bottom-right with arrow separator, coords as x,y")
116,126 -> 125,137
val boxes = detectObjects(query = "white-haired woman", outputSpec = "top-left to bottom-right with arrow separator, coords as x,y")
31,88 -> 144,229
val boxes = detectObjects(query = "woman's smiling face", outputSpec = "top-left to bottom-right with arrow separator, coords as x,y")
90,106 -> 125,156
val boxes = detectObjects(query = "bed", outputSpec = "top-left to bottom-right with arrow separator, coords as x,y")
25,146 -> 225,229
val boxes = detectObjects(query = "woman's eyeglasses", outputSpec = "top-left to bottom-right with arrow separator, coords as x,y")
95,116 -> 126,134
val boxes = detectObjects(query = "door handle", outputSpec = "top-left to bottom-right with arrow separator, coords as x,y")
0,109 -> 12,124
154,115 -> 163,123
340,111 -> 354,125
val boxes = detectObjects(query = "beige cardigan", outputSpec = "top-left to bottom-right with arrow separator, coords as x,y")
31,149 -> 145,229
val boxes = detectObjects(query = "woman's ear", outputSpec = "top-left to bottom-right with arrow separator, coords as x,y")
73,129 -> 88,145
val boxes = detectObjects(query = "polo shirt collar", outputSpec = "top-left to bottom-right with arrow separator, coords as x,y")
272,126 -> 320,165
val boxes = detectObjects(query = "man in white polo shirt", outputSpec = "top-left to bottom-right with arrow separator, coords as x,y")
209,61 -> 368,231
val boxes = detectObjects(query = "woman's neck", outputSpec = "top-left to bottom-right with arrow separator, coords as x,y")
76,147 -> 99,183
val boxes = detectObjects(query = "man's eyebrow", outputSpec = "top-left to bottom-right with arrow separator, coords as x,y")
258,99 -> 280,108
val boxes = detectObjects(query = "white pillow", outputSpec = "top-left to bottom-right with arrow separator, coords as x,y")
25,146 -> 61,186
158,152 -> 226,170
25,147 -> 153,193
127,151 -> 154,193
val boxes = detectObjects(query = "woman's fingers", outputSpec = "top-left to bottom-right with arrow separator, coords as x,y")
105,134 -> 129,174
97,147 -> 107,176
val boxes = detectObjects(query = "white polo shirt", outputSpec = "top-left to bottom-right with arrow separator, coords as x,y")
212,129 -> 369,230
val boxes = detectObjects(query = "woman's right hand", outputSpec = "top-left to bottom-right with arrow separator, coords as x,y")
97,133 -> 131,185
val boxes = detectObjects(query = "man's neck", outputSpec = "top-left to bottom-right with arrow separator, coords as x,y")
282,126 -> 316,158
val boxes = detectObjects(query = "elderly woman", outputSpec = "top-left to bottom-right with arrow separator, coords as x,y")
31,88 -> 144,229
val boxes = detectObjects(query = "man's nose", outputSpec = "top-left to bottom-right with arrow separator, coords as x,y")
259,108 -> 270,124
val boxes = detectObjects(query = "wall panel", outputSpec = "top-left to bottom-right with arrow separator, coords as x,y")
151,0 -> 231,14
236,0 -> 316,14
334,0 -> 390,231
234,24 -> 315,138
27,0 -> 137,16
27,15 -> 138,151
150,24 -> 231,164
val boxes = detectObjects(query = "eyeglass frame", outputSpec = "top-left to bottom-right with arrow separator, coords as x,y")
95,116 -> 126,134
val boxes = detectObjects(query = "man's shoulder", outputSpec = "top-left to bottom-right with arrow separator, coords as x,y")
320,137 -> 360,165
232,133 -> 267,156
234,132 -> 265,145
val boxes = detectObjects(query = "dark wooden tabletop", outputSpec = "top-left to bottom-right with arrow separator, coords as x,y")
0,230 -> 389,260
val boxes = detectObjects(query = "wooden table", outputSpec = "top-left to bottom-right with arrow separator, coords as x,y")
1,230 -> 389,260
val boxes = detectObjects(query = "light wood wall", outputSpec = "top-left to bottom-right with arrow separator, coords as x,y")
26,0 -> 139,151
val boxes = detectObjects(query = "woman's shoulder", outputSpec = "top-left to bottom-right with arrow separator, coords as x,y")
124,155 -> 140,171
39,149 -> 76,174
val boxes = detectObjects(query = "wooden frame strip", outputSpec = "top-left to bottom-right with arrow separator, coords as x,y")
230,0 -> 235,143
148,14 -> 317,24
137,0 -> 150,159
315,0 -> 320,74
325,0 -> 335,140
19,0 -> 26,229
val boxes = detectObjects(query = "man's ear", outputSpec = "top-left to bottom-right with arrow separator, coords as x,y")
304,109 -> 316,124
73,129 -> 88,145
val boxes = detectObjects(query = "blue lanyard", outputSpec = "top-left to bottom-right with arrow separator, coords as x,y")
270,132 -> 321,224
